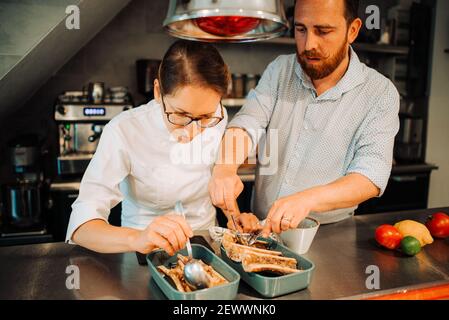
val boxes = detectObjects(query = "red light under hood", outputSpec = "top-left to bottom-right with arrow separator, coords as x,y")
196,16 -> 261,37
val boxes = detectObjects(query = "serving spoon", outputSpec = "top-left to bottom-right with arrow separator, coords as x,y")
174,201 -> 210,290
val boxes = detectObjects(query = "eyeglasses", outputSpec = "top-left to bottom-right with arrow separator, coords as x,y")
159,80 -> 224,129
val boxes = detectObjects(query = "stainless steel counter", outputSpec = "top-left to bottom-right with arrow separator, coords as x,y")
1,208 -> 448,300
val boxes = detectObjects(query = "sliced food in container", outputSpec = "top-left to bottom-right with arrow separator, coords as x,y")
147,244 -> 240,300
220,231 -> 315,298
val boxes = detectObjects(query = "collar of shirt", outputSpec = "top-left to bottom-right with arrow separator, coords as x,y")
294,46 -> 367,101
148,100 -> 171,134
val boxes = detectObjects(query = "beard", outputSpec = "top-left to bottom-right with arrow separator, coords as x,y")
296,37 -> 349,80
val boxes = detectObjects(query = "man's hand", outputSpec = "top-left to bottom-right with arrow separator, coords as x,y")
261,192 -> 316,237
227,213 -> 262,233
209,165 -> 244,213
261,174 -> 380,237
129,215 -> 193,256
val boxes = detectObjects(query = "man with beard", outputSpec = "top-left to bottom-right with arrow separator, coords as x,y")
209,0 -> 400,234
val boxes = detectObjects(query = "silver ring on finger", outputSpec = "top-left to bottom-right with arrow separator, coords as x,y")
281,217 -> 292,223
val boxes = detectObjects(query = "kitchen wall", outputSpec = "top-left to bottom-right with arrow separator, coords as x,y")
0,0 -> 75,79
426,0 -> 449,207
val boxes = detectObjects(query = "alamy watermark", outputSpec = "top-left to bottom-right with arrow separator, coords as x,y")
65,5 -> 80,30
365,5 -> 381,30
65,265 -> 80,290
64,4 -> 381,30
167,126 -> 279,176
365,265 -> 380,290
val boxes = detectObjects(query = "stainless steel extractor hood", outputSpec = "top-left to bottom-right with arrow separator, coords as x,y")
163,0 -> 289,42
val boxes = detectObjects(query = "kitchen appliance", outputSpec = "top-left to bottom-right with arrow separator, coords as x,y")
108,86 -> 129,103
395,118 -> 423,163
231,73 -> 245,98
1,135 -> 50,240
163,0 -> 289,42
388,5 -> 410,46
54,88 -> 133,177
87,82 -> 105,104
244,74 -> 259,95
229,73 -> 261,98
5,182 -> 42,229
136,59 -> 161,102
48,182 -> 122,241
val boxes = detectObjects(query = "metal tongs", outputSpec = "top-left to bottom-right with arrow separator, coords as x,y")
231,214 -> 267,246
228,200 -> 264,246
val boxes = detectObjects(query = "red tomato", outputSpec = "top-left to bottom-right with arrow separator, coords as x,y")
375,224 -> 403,249
426,212 -> 449,239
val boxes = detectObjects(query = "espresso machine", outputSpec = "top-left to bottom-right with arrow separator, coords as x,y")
49,84 -> 133,241
54,84 -> 134,177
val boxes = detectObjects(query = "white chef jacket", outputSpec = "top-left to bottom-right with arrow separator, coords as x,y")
65,99 -> 227,243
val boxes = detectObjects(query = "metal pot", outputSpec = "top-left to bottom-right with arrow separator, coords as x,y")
87,82 -> 105,104
5,181 -> 43,228
232,73 -> 245,98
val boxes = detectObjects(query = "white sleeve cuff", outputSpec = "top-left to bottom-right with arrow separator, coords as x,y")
65,202 -> 109,244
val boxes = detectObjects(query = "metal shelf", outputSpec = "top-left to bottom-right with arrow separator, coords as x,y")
258,37 -> 409,55
353,43 -> 409,55
259,37 -> 297,45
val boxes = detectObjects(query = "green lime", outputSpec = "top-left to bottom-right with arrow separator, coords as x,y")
401,236 -> 421,256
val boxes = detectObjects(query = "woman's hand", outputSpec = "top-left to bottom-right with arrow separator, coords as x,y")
209,166 -> 244,213
129,215 -> 193,255
227,213 -> 261,234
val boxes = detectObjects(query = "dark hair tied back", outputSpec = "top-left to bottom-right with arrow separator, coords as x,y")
159,40 -> 231,96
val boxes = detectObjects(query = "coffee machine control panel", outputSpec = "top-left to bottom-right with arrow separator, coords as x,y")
55,104 -> 132,122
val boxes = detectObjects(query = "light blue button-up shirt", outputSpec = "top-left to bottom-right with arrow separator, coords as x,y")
228,47 -> 400,224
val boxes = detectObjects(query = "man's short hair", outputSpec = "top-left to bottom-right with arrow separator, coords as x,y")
295,0 -> 360,23
343,0 -> 360,23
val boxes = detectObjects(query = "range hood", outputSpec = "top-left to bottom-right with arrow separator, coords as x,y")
163,0 -> 289,42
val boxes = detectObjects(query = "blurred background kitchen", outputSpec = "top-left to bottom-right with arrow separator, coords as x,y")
0,0 -> 447,246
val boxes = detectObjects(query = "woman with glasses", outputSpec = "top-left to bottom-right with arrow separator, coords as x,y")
65,40 -> 259,255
